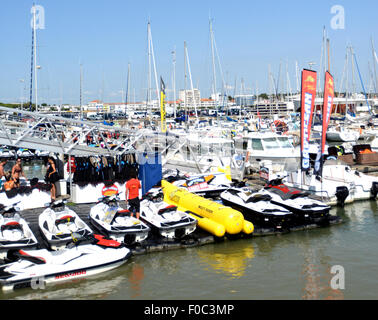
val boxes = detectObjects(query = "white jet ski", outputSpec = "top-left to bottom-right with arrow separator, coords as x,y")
0,147 -> 15,159
16,148 -> 35,160
0,234 -> 131,292
220,187 -> 294,231
140,188 -> 197,239
262,178 -> 332,226
0,203 -> 38,260
38,199 -> 93,250
89,194 -> 150,245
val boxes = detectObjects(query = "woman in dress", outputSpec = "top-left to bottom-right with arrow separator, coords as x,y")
45,157 -> 59,201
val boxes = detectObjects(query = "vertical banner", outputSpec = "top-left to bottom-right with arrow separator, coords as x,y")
315,71 -> 334,175
160,77 -> 167,133
300,69 -> 317,171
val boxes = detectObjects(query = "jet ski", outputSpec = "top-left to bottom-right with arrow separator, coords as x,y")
0,147 -> 15,159
140,188 -> 197,239
16,148 -> 35,160
262,178 -> 331,226
38,199 -> 93,251
220,187 -> 294,231
164,169 -> 231,199
0,203 -> 38,260
0,234 -> 131,292
89,194 -> 150,245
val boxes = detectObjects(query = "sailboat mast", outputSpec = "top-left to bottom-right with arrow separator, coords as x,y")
147,22 -> 152,114
172,49 -> 177,118
126,62 -> 130,119
29,4 -> 36,111
209,18 -> 219,123
34,5 -> 38,113
372,37 -> 378,94
80,63 -> 83,119
184,41 -> 188,129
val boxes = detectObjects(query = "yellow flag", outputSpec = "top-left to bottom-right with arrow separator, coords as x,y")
160,77 -> 167,133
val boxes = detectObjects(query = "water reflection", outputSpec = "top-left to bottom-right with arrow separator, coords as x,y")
197,240 -> 255,279
127,263 -> 145,298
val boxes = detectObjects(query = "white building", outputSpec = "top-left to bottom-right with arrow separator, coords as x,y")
179,89 -> 201,107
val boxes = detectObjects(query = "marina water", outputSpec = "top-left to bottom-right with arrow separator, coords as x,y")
0,163 -> 377,300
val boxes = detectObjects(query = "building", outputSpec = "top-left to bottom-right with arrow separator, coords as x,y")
179,89 -> 201,107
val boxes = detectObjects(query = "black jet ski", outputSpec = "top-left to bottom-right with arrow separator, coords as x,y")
220,187 -> 294,231
262,178 -> 331,226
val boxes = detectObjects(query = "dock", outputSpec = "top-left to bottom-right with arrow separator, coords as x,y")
20,200 -> 343,256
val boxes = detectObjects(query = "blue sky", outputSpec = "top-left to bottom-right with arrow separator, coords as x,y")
0,0 -> 377,105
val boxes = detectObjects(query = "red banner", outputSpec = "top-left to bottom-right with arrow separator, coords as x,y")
321,71 -> 334,154
300,69 -> 317,171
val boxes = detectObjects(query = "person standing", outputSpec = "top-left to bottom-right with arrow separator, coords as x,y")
45,157 -> 59,201
125,171 -> 141,219
0,159 -> 8,179
12,158 -> 27,183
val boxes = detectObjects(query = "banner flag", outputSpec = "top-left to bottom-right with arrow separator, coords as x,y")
160,77 -> 167,133
300,69 -> 317,172
315,71 -> 334,175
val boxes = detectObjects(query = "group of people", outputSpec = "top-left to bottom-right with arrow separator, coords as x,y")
0,158 -> 28,191
0,155 -> 142,218
0,157 -> 59,201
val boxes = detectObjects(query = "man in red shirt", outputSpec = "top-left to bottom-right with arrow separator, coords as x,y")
125,172 -> 141,219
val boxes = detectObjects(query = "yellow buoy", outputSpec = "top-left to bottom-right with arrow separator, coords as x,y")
243,220 -> 254,234
162,180 -> 253,235
188,212 -> 226,238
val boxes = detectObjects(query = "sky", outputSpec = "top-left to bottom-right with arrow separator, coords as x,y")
0,0 -> 377,105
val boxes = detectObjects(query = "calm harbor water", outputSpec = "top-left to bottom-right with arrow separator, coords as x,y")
0,198 -> 377,300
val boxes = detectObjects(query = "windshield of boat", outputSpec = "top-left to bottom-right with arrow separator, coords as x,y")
251,138 -> 264,151
263,137 -> 280,149
277,137 -> 293,149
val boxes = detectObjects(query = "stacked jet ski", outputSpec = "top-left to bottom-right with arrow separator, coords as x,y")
0,203 -> 38,261
262,178 -> 331,226
38,200 -> 93,250
89,194 -> 150,245
140,188 -> 197,239
0,234 -> 131,292
220,186 -> 294,231
164,169 -> 231,199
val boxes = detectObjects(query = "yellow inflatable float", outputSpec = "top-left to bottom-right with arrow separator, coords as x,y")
161,180 -> 254,236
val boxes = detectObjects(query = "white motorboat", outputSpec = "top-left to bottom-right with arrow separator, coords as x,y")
89,194 -> 150,245
140,188 -> 197,239
235,131 -> 300,171
38,200 -> 93,251
326,126 -> 360,142
0,234 -> 131,292
0,203 -> 38,260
